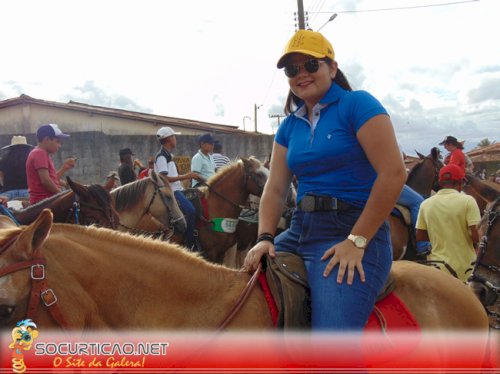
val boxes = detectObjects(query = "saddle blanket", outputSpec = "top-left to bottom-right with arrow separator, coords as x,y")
258,273 -> 420,332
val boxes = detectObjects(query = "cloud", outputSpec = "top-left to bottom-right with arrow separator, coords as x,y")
468,77 -> 500,103
63,81 -> 153,113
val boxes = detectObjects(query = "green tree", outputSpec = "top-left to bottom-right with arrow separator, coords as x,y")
477,138 -> 492,148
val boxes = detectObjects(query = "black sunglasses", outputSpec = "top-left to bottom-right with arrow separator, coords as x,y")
284,59 -> 324,78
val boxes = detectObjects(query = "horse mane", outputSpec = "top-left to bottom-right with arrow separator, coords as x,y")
111,178 -> 150,211
87,184 -> 114,207
206,160 -> 243,187
206,156 -> 262,187
51,223 -> 229,272
467,174 -> 500,202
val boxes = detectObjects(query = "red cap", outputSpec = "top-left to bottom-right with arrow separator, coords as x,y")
439,164 -> 465,182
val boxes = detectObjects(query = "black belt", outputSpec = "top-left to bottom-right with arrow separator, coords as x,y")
297,195 -> 355,212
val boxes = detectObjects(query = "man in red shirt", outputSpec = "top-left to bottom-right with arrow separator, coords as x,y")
439,135 -> 466,173
26,124 -> 76,204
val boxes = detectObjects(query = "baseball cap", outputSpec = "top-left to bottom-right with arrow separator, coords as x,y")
36,124 -> 70,141
156,126 -> 181,140
439,164 -> 465,182
439,136 -> 459,146
277,29 -> 335,69
198,133 -> 215,145
119,148 -> 134,156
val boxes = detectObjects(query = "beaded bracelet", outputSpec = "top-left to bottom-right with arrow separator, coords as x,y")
256,232 -> 275,245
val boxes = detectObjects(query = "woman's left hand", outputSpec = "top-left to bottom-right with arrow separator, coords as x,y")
321,240 -> 365,285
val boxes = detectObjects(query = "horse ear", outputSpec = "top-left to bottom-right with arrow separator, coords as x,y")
240,156 -> 251,169
67,177 -> 87,198
16,209 -> 53,258
150,170 -> 161,184
415,151 -> 425,159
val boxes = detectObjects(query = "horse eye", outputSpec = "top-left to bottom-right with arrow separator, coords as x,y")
0,305 -> 15,321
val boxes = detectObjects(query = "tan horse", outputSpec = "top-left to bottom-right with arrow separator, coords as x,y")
0,210 -> 488,331
110,171 -> 187,237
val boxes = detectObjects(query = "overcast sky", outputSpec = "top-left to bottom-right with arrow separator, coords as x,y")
1,0 -> 498,155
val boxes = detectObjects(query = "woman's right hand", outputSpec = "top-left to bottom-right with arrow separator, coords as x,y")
243,241 -> 275,273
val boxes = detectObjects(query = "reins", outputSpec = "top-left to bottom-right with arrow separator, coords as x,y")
0,233 -> 69,329
468,197 -> 500,322
216,263 -> 262,331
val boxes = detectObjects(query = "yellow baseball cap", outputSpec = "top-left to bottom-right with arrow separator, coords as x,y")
277,29 -> 335,68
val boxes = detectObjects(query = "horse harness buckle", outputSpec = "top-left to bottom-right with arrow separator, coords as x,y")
41,289 -> 58,307
31,264 -> 45,280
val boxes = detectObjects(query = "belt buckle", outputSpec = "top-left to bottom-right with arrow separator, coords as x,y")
300,195 -> 315,212
330,197 -> 338,210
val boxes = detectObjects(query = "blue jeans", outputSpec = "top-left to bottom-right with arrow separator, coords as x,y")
397,185 -> 430,253
174,190 -> 197,250
275,209 -> 392,331
1,189 -> 29,200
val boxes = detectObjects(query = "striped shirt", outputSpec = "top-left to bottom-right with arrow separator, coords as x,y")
212,153 -> 230,171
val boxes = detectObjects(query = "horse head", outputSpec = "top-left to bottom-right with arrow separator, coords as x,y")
0,209 -> 53,327
66,177 -> 120,229
240,156 -> 269,196
148,171 -> 187,234
407,148 -> 443,197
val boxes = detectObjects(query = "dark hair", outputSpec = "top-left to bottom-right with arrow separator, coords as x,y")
284,61 -> 353,115
213,141 -> 223,153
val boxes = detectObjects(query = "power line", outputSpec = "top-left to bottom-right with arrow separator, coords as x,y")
311,0 -> 479,14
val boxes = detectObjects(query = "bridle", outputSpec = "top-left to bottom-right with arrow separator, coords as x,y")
117,179 -> 182,240
468,196 -> 500,321
0,233 -> 69,329
205,163 -> 267,210
66,194 -> 117,229
427,156 -> 442,195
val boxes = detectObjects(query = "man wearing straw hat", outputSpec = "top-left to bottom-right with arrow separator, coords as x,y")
0,136 -> 34,201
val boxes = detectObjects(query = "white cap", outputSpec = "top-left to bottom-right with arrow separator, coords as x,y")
156,127 -> 181,140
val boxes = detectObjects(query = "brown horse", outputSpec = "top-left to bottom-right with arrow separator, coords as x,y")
467,185 -> 500,328
0,209 -> 488,331
464,173 -> 500,216
193,157 -> 269,264
10,177 -> 118,229
389,148 -> 443,261
110,171 -> 186,237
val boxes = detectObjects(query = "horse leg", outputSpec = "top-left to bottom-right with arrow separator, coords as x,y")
391,261 -> 489,330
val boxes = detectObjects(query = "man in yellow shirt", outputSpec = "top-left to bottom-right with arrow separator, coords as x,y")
416,164 -> 481,282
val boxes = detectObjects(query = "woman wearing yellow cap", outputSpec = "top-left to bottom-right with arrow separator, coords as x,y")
244,30 -> 406,330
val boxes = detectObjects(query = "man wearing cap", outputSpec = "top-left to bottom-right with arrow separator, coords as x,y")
118,148 -> 144,185
212,140 -> 231,172
26,124 -> 77,204
416,164 -> 481,282
0,136 -> 34,201
155,126 -> 202,251
439,136 -> 466,173
191,133 -> 216,187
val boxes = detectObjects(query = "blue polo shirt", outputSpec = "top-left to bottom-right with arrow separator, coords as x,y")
275,83 -> 388,208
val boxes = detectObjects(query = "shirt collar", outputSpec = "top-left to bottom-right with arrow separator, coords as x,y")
293,82 -> 348,116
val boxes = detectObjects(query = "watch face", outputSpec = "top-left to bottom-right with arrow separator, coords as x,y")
355,237 -> 367,248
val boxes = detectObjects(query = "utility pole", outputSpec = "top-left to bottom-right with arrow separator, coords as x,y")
296,0 -> 305,29
269,114 -> 285,127
254,104 -> 262,133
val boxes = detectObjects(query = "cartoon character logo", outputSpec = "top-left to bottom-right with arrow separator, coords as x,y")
9,319 -> 39,374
